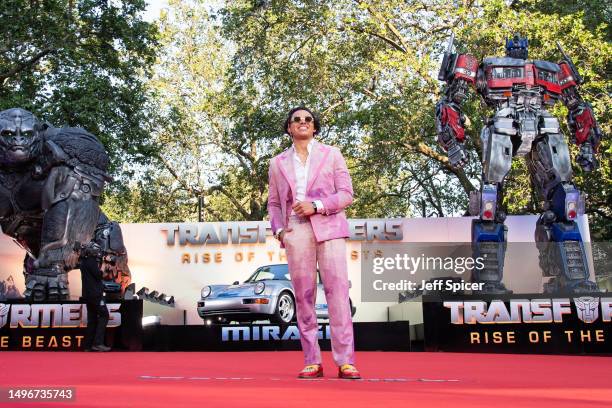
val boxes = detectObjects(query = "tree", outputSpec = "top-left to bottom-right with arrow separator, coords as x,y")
457,0 -> 611,240
126,0 -> 283,222
218,0 -> 610,235
218,0 -> 486,219
104,0 -> 610,242
0,0 -> 159,177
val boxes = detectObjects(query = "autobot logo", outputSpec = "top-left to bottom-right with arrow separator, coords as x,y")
444,298 -> 612,325
574,297 -> 599,323
221,325 -> 331,341
0,303 -> 121,329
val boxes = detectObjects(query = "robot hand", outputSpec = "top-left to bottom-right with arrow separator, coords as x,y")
576,142 -> 598,172
447,139 -> 469,168
103,254 -> 117,266
437,126 -> 468,168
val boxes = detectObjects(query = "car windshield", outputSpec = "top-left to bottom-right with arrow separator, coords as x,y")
245,265 -> 290,282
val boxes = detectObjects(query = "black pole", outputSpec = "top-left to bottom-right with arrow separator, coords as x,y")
198,196 -> 203,222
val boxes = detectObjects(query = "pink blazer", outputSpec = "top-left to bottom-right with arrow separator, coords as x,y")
267,140 -> 353,246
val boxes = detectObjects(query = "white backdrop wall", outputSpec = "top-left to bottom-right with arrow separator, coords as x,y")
0,216 -> 592,324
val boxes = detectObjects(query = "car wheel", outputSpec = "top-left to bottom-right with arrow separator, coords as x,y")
272,292 -> 295,324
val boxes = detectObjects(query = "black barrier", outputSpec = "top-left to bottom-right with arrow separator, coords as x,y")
0,300 -> 143,351
423,293 -> 611,354
143,321 -> 411,352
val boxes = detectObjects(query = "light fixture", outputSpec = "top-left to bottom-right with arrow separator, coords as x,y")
254,281 -> 265,295
142,316 -> 161,326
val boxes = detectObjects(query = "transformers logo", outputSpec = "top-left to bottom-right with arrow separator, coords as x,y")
163,219 -> 403,246
444,298 -> 612,324
0,303 -> 121,328
0,304 -> 9,329
574,297 -> 599,323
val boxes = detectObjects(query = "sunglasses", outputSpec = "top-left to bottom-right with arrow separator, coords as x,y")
291,116 -> 314,124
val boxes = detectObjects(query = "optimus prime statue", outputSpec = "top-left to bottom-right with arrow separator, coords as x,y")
0,108 -> 131,301
436,34 -> 603,294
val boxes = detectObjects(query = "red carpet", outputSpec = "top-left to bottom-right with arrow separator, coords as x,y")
0,351 -> 610,407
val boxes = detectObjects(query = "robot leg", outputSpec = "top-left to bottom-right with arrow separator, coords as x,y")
471,184 -> 511,294
470,127 -> 513,294
24,198 -> 100,301
534,186 -> 597,293
528,132 -> 598,293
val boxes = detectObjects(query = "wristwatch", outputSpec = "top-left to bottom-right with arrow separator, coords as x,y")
311,201 -> 318,214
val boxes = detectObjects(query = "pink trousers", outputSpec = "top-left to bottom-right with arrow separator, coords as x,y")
284,216 -> 355,366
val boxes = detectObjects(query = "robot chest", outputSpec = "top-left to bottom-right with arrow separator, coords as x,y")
484,60 -> 561,94
0,187 -> 12,218
13,179 -> 45,212
0,175 -> 44,214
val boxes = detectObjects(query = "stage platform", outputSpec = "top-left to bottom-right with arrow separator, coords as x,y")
0,352 -> 610,407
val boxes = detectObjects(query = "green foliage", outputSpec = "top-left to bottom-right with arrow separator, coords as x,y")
111,0 -> 283,222
220,0 -> 482,219
93,0 -> 611,239
0,0 -> 159,177
456,0 -> 611,239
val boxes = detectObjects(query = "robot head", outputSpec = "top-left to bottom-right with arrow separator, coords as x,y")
0,108 -> 44,167
505,34 -> 528,60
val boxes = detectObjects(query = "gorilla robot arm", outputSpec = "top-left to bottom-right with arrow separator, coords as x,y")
0,108 -> 130,301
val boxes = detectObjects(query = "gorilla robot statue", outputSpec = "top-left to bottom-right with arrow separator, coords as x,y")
0,108 -> 130,301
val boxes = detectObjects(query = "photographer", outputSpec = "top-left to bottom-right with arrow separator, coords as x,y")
80,250 -> 111,352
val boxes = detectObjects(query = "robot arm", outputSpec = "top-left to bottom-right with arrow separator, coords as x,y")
93,216 -> 131,294
436,45 -> 479,168
78,215 -> 131,296
557,52 -> 603,172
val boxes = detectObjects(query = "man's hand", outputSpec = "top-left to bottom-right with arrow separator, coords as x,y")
277,227 -> 292,244
292,201 -> 315,217
576,142 -> 598,172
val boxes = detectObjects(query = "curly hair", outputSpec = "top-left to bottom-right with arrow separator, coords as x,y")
283,106 -> 321,136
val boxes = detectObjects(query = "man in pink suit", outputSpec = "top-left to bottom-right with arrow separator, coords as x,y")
268,107 -> 360,380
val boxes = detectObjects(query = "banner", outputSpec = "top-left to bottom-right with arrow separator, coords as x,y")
0,215 -> 596,325
423,293 -> 611,353
0,300 -> 143,351
143,321 -> 411,351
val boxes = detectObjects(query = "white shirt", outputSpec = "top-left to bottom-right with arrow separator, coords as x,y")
293,139 -> 314,203
277,140 -> 323,236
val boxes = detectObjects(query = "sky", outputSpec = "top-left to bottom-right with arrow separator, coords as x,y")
143,0 -> 224,22
143,0 -> 169,23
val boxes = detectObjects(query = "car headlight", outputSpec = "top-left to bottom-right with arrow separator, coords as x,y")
254,281 -> 265,295
201,286 -> 212,298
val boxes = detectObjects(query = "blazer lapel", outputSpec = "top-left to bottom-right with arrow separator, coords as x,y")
277,148 -> 296,198
306,141 -> 331,193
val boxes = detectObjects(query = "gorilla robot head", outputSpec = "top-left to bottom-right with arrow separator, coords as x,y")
0,108 -> 44,167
